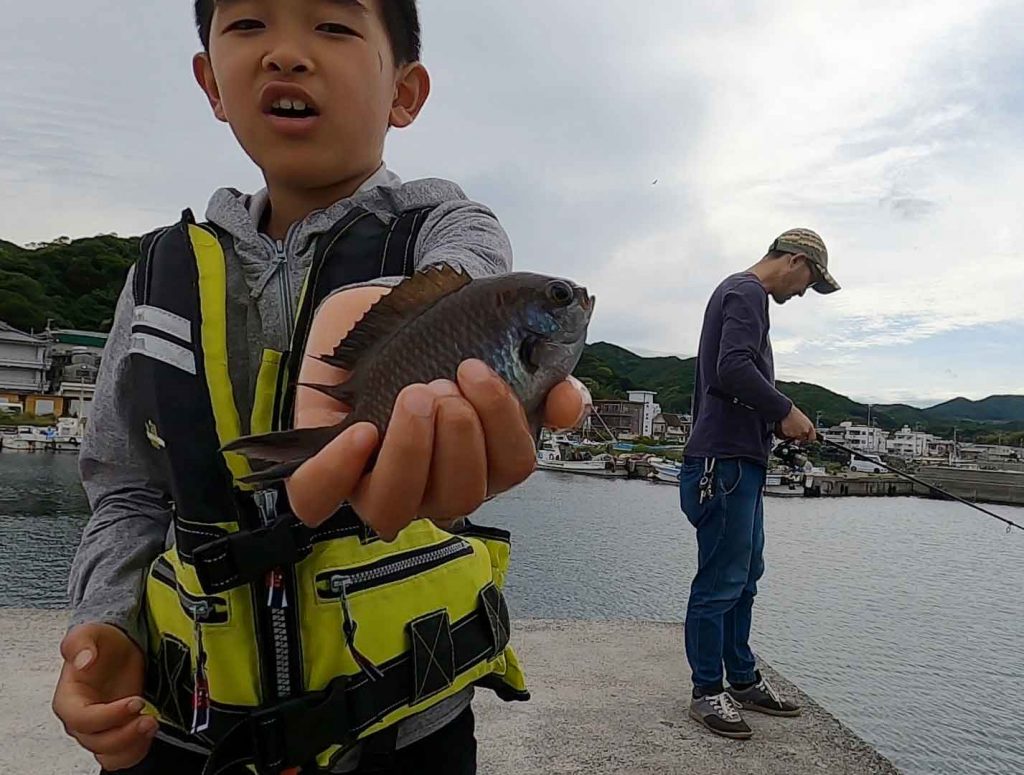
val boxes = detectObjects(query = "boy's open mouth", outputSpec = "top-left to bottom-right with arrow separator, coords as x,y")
267,98 -> 319,120
260,84 -> 321,123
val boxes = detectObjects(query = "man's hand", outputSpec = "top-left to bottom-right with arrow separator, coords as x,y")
778,405 -> 816,442
53,624 -> 155,772
283,286 -> 591,538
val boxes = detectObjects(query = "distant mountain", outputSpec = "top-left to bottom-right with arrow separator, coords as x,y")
923,396 -> 1024,423
573,342 -> 1024,443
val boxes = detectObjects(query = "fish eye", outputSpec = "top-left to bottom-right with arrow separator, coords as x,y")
546,281 -> 574,306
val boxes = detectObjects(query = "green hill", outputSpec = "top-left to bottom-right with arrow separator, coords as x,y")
0,235 -> 137,334
924,395 -> 1024,423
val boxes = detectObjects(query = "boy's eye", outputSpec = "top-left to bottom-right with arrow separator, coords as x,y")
224,19 -> 265,32
317,22 -> 361,37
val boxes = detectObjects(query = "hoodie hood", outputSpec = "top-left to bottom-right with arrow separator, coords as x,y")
203,163 -> 404,301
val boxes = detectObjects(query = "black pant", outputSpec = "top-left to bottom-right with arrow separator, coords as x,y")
102,707 -> 477,775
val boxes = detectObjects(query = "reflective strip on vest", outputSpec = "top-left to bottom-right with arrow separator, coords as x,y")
189,224 -> 254,486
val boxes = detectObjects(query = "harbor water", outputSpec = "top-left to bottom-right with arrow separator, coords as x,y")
1,451 -> 1022,775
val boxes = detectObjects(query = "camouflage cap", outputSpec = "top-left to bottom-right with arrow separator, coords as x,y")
769,228 -> 840,294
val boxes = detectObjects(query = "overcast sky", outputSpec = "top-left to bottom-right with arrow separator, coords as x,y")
2,1 -> 1022,406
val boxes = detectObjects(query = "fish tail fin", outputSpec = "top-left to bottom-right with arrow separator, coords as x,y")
222,422 -> 350,486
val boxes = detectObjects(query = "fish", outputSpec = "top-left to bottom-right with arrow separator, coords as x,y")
223,263 -> 595,485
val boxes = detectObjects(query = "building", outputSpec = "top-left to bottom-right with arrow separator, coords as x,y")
652,412 -> 690,443
957,443 -> 1022,465
42,328 -> 108,419
591,400 -> 644,439
823,422 -> 887,454
0,321 -> 51,415
627,390 -> 660,438
0,322 -> 108,419
886,426 -> 935,459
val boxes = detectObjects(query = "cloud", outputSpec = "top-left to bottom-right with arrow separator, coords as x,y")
1,0 -> 1021,404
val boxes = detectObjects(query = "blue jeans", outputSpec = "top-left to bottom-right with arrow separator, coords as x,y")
679,456 -> 766,695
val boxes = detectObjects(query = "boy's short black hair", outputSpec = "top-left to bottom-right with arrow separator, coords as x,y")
194,0 -> 421,64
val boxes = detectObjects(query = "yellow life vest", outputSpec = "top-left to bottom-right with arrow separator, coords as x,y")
130,209 -> 527,774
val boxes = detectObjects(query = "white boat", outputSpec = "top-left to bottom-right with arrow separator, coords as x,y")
1,425 -> 54,452
648,457 -> 681,484
536,439 -> 625,478
52,417 -> 85,452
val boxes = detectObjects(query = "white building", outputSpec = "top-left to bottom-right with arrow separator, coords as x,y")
824,422 -> 887,454
627,390 -> 660,438
887,426 -> 935,459
0,321 -> 49,411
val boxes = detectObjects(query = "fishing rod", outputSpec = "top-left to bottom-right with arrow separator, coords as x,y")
800,437 -> 1023,533
708,386 -> 1021,532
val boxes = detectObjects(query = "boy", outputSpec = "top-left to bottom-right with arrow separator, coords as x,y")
52,2 -> 588,773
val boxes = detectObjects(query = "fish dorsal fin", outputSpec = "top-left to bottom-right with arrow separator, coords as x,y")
319,263 -> 471,371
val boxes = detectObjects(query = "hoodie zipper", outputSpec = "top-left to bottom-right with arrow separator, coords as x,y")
260,227 -> 299,345
316,538 -> 474,681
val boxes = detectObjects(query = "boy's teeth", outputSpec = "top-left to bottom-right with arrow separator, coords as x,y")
271,98 -> 309,112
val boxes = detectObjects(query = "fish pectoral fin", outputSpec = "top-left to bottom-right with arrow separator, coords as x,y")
221,424 -> 345,466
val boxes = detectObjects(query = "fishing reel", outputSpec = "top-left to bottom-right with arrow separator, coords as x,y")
773,440 -> 810,469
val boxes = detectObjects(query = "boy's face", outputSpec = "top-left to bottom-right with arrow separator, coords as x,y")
194,0 -> 428,192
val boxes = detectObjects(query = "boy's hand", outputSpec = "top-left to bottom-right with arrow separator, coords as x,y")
284,286 -> 591,538
52,624 -> 155,771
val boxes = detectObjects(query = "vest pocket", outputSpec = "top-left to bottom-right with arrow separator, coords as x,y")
146,551 -> 270,741
314,537 -> 475,681
144,633 -> 194,731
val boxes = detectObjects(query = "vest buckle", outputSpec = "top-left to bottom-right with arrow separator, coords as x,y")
249,676 -> 351,774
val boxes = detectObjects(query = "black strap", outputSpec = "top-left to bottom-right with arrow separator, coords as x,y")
382,207 -> 433,277
201,587 -> 516,775
193,506 -> 367,593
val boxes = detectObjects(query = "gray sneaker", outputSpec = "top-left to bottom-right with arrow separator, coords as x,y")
689,691 -> 753,739
727,675 -> 802,717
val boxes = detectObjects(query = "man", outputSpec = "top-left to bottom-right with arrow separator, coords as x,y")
680,228 -> 840,739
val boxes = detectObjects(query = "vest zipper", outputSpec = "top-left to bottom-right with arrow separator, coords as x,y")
331,575 -> 384,681
189,599 -> 212,735
319,539 -> 474,595
318,538 -> 474,681
254,489 -> 296,702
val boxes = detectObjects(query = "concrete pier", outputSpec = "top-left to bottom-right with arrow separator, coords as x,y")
1,611 -> 900,774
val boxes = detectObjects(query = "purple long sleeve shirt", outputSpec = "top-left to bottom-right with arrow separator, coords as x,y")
684,272 -> 793,465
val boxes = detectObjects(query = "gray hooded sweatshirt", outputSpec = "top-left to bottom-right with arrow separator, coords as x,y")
68,165 -> 513,766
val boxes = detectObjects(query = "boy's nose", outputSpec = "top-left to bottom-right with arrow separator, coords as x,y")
262,48 -> 314,75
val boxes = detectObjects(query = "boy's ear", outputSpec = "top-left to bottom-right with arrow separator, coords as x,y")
389,63 -> 431,129
193,52 -> 228,123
